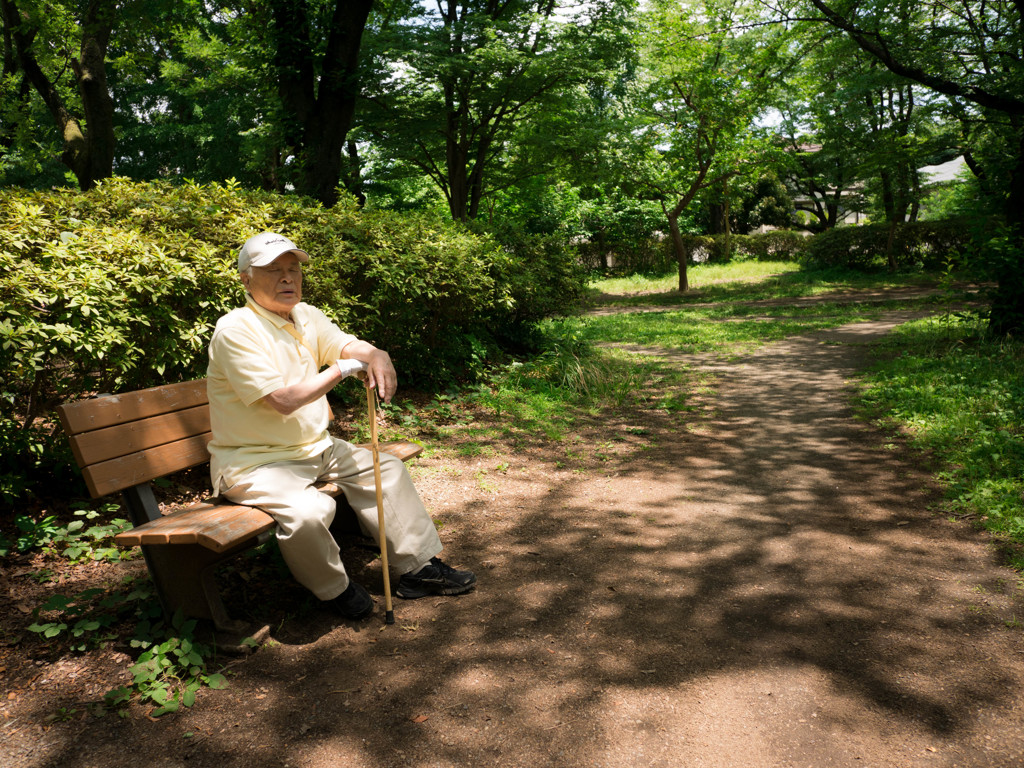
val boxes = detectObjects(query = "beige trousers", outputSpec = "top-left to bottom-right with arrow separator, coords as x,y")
219,438 -> 442,601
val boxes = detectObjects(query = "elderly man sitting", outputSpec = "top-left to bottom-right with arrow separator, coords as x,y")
206,232 -> 475,620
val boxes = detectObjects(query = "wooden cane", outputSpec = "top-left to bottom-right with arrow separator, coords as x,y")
367,383 -> 395,625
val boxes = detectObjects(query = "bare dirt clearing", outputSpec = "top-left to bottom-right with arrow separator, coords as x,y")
2,298 -> 1023,768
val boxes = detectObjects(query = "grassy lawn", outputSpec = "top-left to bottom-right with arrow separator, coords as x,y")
587,261 -> 940,308
580,261 -> 947,353
575,302 -> 901,353
588,259 -> 803,296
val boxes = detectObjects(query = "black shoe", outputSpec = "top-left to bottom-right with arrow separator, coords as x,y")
397,557 -> 477,599
330,580 -> 373,620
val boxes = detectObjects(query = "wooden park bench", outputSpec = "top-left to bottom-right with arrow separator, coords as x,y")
56,379 -> 422,635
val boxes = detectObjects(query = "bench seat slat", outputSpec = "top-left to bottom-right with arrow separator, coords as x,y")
115,502 -> 276,552
366,440 -> 424,463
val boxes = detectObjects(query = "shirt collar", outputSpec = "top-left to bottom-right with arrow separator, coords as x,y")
245,297 -> 304,333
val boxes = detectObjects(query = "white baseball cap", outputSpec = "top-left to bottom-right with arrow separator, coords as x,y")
237,232 -> 310,272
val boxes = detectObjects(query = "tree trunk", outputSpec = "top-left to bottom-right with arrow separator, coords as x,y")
271,0 -> 373,207
884,220 -> 899,272
446,134 -> 470,221
345,140 -> 366,206
708,202 -> 728,234
665,205 -> 689,292
4,0 -> 116,190
721,189 -> 731,261
75,0 -> 115,189
878,165 -> 904,270
987,127 -> 1024,336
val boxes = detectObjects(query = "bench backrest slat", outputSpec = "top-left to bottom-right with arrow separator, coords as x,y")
57,380 -> 208,434
59,379 -> 422,501
58,379 -> 214,498
83,433 -> 214,499
66,404 -> 211,467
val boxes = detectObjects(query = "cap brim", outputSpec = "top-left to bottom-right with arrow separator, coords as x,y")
248,247 -> 310,268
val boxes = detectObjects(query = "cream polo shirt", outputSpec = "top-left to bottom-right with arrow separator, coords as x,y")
206,298 -> 359,492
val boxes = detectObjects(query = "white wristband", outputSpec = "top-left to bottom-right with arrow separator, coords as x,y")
335,359 -> 369,379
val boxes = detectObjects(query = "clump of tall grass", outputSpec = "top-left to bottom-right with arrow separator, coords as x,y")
502,320 -> 652,407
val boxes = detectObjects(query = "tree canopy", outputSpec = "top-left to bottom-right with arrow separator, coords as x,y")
1,0 -> 1022,328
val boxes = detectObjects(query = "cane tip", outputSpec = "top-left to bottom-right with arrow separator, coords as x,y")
385,610 -> 395,625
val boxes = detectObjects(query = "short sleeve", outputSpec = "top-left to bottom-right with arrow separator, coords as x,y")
209,323 -> 286,406
301,305 -> 360,365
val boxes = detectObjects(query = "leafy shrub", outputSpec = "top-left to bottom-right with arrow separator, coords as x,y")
306,206 -> 516,384
735,230 -> 811,261
110,610 -> 229,717
28,579 -> 229,717
802,219 -> 977,271
1,504 -> 132,560
576,199 -> 669,275
675,231 -> 810,265
0,178 -> 543,507
481,223 -> 589,347
578,236 -> 676,275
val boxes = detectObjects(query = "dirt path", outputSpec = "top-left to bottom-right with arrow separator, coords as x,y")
4,308 -> 1024,768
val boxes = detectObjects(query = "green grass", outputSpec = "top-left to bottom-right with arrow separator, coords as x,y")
857,314 -> 1024,565
396,266 -> 927,449
588,261 -> 938,308
423,264 -> 946,438
590,260 -> 802,296
575,302 -> 904,353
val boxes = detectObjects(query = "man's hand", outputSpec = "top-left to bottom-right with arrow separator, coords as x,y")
364,349 -> 397,404
340,341 -> 398,404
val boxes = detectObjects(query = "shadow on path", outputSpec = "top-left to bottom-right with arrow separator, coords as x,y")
24,311 -> 1024,768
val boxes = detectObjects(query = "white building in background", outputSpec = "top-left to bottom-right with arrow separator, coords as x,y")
919,156 -> 968,185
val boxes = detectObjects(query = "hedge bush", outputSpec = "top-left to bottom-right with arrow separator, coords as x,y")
580,230 -> 810,275
0,179 -> 582,507
677,231 -> 810,264
578,237 -> 675,275
480,223 -> 589,329
802,219 -> 977,271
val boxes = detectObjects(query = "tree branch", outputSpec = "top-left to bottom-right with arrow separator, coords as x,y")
806,0 -> 1024,115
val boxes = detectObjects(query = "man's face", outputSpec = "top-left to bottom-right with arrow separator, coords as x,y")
240,251 -> 303,320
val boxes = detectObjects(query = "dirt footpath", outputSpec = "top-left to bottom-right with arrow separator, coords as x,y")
3,310 -> 1024,768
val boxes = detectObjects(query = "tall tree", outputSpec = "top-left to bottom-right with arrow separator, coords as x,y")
628,0 -> 777,291
785,0 -> 1024,333
11,0 -> 378,203
775,49 -> 877,232
362,0 -> 634,221
108,5 -> 271,188
1,0 -> 116,190
263,0 -> 374,206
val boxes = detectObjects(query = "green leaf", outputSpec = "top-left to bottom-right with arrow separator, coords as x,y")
205,673 -> 228,690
